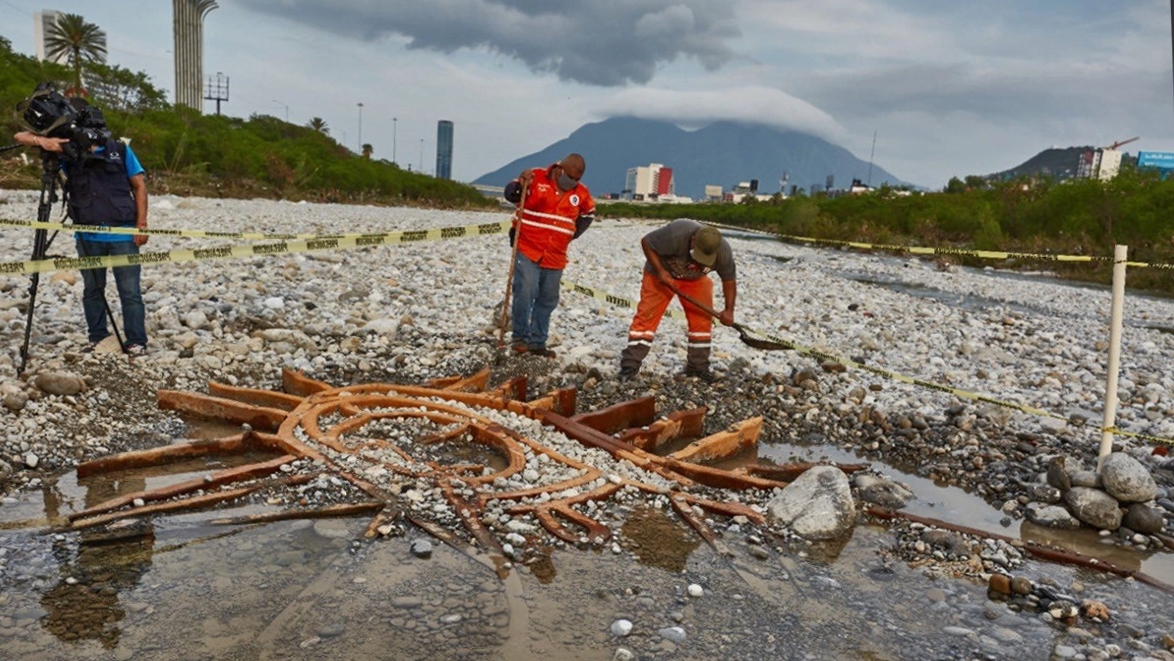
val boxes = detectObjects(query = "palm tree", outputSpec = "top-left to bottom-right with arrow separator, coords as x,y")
361,143 -> 373,160
44,13 -> 107,96
307,117 -> 329,134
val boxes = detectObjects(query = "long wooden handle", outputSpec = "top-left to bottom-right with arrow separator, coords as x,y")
672,286 -> 722,321
496,181 -> 528,350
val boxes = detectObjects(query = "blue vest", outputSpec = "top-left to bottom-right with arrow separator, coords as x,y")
66,140 -> 137,227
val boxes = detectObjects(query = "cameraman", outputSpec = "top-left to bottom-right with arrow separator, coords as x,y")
13,117 -> 151,356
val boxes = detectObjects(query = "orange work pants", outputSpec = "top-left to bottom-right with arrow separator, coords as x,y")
620,272 -> 714,372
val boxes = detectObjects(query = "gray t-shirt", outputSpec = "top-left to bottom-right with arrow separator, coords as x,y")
642,219 -> 736,282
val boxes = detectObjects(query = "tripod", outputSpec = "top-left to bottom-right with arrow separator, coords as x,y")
19,150 -> 123,374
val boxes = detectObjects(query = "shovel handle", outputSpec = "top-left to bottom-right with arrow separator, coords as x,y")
671,286 -> 724,322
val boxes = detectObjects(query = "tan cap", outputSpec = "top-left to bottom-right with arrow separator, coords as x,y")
690,227 -> 721,266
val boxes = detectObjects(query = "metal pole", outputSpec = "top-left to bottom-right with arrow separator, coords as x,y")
1098,244 -> 1128,469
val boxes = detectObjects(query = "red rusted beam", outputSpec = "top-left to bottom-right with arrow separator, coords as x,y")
670,416 -> 762,465
208,382 -> 306,411
743,461 -> 870,482
158,390 -> 288,432
865,506 -> 1174,594
76,433 -> 267,478
427,368 -> 490,392
208,501 -> 385,526
68,454 -> 297,521
656,456 -> 786,491
618,407 -> 709,452
282,367 -> 332,396
70,485 -> 260,530
571,396 -> 656,434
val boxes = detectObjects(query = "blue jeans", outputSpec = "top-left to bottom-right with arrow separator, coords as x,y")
510,253 -> 562,350
77,239 -> 147,347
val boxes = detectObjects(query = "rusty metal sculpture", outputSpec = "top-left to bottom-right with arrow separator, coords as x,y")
64,368 -> 825,560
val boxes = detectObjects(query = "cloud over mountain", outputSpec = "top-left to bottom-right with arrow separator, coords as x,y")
236,0 -> 742,86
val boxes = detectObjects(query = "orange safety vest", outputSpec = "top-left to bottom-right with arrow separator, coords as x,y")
514,166 -> 595,270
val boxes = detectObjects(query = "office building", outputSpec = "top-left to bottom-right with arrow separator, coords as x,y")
624,163 -> 673,200
436,120 -> 453,180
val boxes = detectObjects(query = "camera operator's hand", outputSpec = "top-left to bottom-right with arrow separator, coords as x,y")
14,131 -> 66,153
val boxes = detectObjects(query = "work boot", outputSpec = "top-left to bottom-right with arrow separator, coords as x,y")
618,366 -> 639,381
511,341 -> 528,355
683,366 -> 715,383
529,347 -> 557,358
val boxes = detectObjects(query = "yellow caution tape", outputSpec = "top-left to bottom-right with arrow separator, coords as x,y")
700,221 -> 1174,271
0,217 -> 477,242
565,279 -> 1174,446
0,219 -> 510,274
1103,427 -> 1174,446
563,281 -> 686,320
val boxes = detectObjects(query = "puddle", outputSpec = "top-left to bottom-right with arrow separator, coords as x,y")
757,439 -> 1174,587
0,451 -> 275,531
2,461 -> 1174,659
3,428 -> 1174,659
182,414 -> 251,441
620,505 -> 702,572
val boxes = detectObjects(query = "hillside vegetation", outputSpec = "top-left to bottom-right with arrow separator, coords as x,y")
603,171 -> 1174,295
0,36 -> 492,208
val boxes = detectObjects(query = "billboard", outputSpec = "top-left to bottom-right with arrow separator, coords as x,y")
1137,151 -> 1174,170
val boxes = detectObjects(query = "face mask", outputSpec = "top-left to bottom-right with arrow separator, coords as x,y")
556,172 -> 578,191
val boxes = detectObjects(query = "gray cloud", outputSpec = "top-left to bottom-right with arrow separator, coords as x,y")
236,0 -> 741,86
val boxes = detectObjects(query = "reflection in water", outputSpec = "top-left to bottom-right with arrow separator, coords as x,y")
38,472 -> 155,648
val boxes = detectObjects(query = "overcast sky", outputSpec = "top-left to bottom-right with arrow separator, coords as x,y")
1,0 -> 1171,189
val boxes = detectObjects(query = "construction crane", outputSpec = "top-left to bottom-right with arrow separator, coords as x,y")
1106,136 -> 1139,150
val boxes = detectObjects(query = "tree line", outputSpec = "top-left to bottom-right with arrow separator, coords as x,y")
0,29 -> 491,208
603,172 -> 1174,295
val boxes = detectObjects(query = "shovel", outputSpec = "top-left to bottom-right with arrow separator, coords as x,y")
496,180 -> 528,356
671,287 -> 792,351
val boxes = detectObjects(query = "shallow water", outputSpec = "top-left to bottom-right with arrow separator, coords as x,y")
3,438 -> 1174,660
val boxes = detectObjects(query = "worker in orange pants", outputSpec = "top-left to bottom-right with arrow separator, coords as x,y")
619,220 -> 737,382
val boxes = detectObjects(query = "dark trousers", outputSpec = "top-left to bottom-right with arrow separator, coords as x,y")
77,239 -> 147,347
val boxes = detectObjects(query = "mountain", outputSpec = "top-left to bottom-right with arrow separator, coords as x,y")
473,117 -> 909,199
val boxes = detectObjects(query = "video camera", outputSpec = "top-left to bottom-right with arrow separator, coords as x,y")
16,83 -> 112,161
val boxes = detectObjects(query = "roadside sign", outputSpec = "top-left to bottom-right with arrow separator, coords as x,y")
1137,151 -> 1174,169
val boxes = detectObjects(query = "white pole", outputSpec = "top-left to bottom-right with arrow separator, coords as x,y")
1098,244 -> 1128,470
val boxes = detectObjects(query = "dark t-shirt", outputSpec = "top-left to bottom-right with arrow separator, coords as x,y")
643,219 -> 736,281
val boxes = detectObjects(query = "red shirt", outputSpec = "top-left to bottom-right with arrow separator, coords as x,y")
514,165 -> 595,270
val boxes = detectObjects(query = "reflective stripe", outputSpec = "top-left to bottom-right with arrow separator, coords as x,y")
687,332 -> 712,339
627,339 -> 653,347
687,342 -> 711,349
628,331 -> 655,339
523,209 -> 577,225
521,219 -> 575,236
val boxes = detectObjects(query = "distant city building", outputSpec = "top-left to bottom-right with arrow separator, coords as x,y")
722,181 -> 776,204
624,163 -> 673,200
35,10 -> 107,65
704,185 -> 723,202
173,0 -> 218,112
1077,148 -> 1124,181
436,120 -> 454,180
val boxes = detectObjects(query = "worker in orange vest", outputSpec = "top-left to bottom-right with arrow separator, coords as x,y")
619,220 -> 737,383
503,153 -> 596,358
